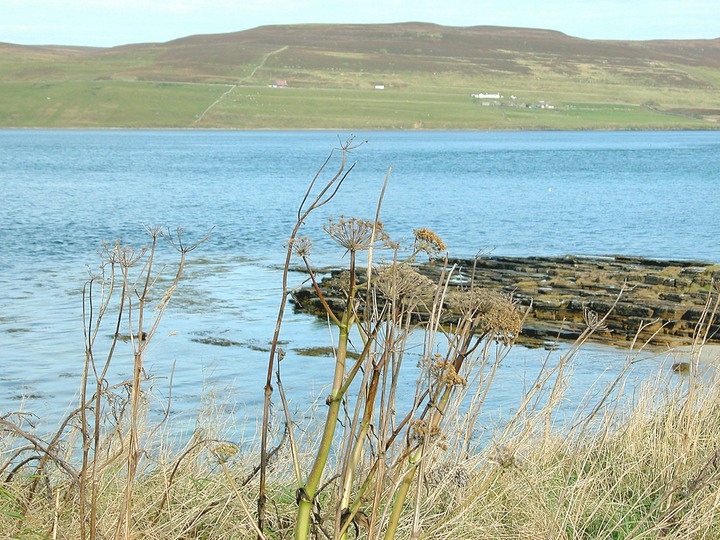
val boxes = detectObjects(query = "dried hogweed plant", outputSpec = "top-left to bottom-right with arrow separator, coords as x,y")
0,227 -> 211,540
374,264 -> 436,308
258,143 -> 531,540
449,288 -> 523,344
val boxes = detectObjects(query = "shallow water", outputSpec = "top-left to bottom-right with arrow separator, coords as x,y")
1,129 -> 718,436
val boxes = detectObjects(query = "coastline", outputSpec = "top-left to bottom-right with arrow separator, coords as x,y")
2,125 -> 719,132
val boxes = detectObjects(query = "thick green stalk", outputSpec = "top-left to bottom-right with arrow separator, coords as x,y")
338,365 -> 381,539
384,385 -> 454,540
384,451 -> 421,540
384,328 -> 474,539
296,251 -> 357,540
261,146 -> 353,537
295,321 -> 350,540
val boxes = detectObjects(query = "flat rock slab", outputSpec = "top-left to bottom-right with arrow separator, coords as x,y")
291,255 -> 720,347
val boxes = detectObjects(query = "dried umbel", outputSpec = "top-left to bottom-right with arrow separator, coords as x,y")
211,442 -> 239,464
413,228 -> 446,257
287,236 -> 313,259
430,356 -> 467,387
374,264 -> 436,305
324,217 -> 388,252
493,445 -> 519,470
409,419 -> 442,445
584,307 -> 609,332
450,289 -> 522,344
425,463 -> 472,488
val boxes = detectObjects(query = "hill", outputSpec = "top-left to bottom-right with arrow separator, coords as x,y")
1,23 -> 719,129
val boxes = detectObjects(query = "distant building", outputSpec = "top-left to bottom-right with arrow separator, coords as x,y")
271,80 -> 288,88
472,92 -> 501,99
374,85 -> 385,90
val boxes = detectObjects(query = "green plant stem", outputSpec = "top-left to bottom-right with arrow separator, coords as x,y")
338,363 -> 382,539
260,144 -> 354,537
296,251 -> 358,540
384,454 -> 420,540
384,317 -> 476,539
295,321 -> 351,539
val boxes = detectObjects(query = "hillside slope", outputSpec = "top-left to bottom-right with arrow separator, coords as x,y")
1,23 -> 719,129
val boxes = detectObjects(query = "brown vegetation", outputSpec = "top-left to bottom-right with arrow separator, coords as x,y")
3,23 -> 719,88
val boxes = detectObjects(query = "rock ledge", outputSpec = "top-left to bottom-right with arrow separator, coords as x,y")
291,255 -> 720,347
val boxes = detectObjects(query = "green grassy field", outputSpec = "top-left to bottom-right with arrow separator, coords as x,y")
0,81 -> 230,127
200,86 -> 707,130
0,81 -> 711,130
1,23 -> 719,129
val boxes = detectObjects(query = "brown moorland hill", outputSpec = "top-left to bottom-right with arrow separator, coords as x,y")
3,22 -> 719,85
115,23 -> 720,86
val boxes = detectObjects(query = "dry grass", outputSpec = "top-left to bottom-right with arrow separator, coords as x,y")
424,375 -> 720,539
3,355 -> 720,539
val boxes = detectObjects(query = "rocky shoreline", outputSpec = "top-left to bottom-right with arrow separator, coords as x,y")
291,255 -> 720,348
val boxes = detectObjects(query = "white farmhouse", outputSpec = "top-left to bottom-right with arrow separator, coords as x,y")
472,92 -> 501,99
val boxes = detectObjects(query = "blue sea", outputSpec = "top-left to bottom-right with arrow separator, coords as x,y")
1,129 -> 719,435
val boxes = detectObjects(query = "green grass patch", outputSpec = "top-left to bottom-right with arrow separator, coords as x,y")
0,81 -> 231,127
0,78 -> 716,130
191,86 -> 711,130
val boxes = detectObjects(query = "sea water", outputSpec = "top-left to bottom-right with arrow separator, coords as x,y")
1,129 -> 718,436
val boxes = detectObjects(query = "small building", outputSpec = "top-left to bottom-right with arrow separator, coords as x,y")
374,85 -> 385,90
472,92 -> 501,99
271,80 -> 288,88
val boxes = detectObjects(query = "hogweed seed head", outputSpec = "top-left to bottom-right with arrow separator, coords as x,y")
409,419 -> 442,444
374,264 -> 436,305
211,442 -> 239,464
584,307 -> 609,332
426,463 -> 471,488
286,236 -> 313,258
450,289 -> 522,344
430,359 -> 467,386
413,228 -> 446,258
493,445 -> 518,470
324,217 -> 388,252
383,238 -> 401,251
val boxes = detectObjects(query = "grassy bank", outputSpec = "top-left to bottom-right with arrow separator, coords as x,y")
4,367 -> 720,539
0,81 -> 231,128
